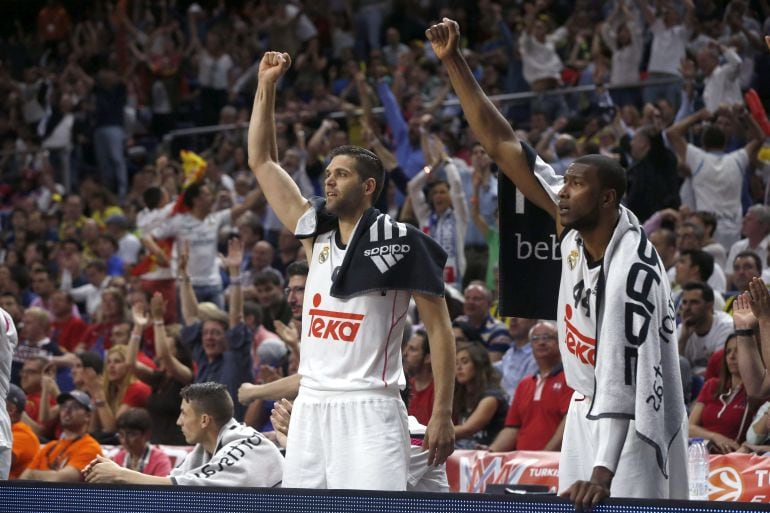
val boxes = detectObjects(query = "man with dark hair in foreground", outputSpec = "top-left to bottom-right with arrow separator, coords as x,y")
83,382 -> 283,487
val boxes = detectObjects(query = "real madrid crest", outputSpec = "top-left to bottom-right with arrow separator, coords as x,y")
318,245 -> 330,264
567,249 -> 579,270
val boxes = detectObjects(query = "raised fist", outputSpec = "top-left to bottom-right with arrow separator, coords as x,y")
425,18 -> 461,61
258,51 -> 292,85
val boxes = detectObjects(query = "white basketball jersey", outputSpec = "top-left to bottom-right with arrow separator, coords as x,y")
558,230 -> 601,396
0,308 -> 18,449
299,230 -> 410,391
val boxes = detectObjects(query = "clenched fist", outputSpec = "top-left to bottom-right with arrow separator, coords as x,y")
258,51 -> 292,85
425,18 -> 461,61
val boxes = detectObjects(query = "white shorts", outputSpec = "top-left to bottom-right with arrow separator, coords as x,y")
559,392 -> 688,499
0,445 -> 9,480
407,445 -> 449,492
283,386 -> 410,490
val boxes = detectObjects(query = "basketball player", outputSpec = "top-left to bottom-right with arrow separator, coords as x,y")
427,18 -> 688,508
0,307 -> 18,479
247,51 -> 455,490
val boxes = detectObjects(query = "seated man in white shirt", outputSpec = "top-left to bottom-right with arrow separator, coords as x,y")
725,205 -> 770,277
83,382 -> 284,487
673,249 -> 725,311
677,282 -> 734,374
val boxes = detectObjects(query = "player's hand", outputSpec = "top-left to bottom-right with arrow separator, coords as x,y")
560,467 -> 611,512
258,51 -> 291,85
425,18 -> 461,61
423,413 -> 454,466
83,455 -> 124,483
270,398 -> 293,448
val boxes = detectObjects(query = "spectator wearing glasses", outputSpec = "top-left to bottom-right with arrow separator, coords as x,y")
19,390 -> 102,482
111,408 -> 172,477
489,321 -> 573,451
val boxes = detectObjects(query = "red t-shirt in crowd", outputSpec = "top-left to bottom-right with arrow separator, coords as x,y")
407,378 -> 435,427
122,381 -> 152,408
705,349 -> 723,381
504,367 -> 573,450
51,316 -> 88,352
695,378 -> 751,443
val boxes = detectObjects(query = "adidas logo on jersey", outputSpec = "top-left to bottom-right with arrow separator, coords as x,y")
366,214 -> 409,274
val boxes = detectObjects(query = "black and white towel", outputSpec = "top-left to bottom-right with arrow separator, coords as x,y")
296,197 -> 447,298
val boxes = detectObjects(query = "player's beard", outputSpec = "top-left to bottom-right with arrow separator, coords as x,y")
327,186 -> 365,218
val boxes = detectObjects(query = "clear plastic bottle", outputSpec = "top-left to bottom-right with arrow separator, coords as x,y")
688,438 -> 709,500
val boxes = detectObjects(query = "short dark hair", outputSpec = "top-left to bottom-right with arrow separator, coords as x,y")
735,250 -> 762,272
180,382 -> 234,426
415,329 -> 430,355
85,259 -> 107,274
183,181 -> 206,209
78,351 -> 104,374
682,281 -> 715,304
243,300 -> 264,325
253,271 -> 281,287
97,233 -> 118,250
328,145 -> 385,204
693,211 -> 717,237
143,187 -> 164,209
286,260 -> 309,279
116,407 -> 152,432
680,249 -> 714,282
573,154 -> 627,207
702,125 -> 726,150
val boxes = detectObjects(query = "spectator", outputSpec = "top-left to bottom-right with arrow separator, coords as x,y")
30,268 -> 78,319
649,228 -> 678,275
408,146 -> 468,290
687,211 -> 726,269
105,215 -> 141,267
19,390 -> 102,482
678,282 -> 734,373
403,329 -> 434,427
494,317 -> 538,401
725,206 -> 770,276
453,342 -> 508,449
489,321 -> 573,451
600,1 -> 643,106
454,282 -> 512,362
675,224 -> 726,295
151,181 -> 261,309
12,307 -> 66,387
625,126 -> 679,223
253,271 -> 291,334
466,142 -> 499,290
18,355 -> 58,439
697,41 -> 743,113
88,344 -> 151,438
127,292 -> 192,446
111,408 -> 172,477
49,290 -> 87,353
92,68 -> 128,200
179,238 -> 253,421
6,383 -> 39,479
84,382 -> 284,487
78,287 -> 128,355
135,186 -> 176,324
243,241 -> 283,295
727,251 -> 763,299
666,107 -> 763,251
94,234 -> 125,277
689,334 -> 753,453
65,259 -> 111,320
638,0 -> 695,107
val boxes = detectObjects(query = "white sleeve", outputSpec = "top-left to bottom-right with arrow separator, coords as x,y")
407,170 -> 432,228
593,417 -> 630,474
170,434 -> 284,487
745,402 -> 770,445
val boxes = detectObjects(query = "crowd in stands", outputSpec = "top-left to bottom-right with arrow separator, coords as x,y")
4,0 -> 770,486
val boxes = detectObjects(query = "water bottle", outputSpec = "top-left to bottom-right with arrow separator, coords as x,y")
688,438 -> 709,500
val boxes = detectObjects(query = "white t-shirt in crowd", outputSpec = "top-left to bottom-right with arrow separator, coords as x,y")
153,209 -> 231,287
681,310 -> 734,370
647,19 -> 690,76
681,145 -> 748,250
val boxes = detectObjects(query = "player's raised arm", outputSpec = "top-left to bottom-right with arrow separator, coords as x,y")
427,18 -> 556,219
247,51 -> 311,232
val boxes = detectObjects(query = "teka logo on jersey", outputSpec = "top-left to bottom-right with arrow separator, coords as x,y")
307,293 -> 364,342
564,304 -> 596,366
